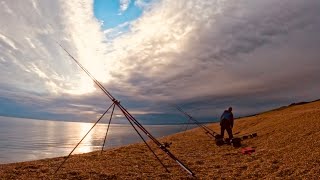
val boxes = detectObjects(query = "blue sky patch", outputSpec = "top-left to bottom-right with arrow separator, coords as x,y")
94,0 -> 145,30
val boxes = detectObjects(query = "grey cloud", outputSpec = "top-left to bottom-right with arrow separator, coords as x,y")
97,0 -> 320,122
110,0 -> 320,101
0,85 -> 110,122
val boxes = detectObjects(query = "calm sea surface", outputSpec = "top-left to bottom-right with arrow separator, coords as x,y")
0,116 -> 194,164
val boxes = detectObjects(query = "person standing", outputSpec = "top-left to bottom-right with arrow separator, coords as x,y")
220,107 -> 234,139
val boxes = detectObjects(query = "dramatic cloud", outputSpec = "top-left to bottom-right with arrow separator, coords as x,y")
103,0 -> 320,118
0,0 -> 112,121
0,0 -> 319,123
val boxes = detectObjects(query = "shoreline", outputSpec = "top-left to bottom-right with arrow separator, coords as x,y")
0,120 -> 194,165
0,127 -> 196,166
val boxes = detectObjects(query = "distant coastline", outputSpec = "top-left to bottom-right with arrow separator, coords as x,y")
2,98 -> 319,125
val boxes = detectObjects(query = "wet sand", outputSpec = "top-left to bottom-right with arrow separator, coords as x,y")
0,100 -> 319,179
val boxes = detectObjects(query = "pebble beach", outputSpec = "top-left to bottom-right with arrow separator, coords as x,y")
0,100 -> 319,179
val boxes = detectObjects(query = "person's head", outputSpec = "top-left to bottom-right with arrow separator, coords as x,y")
228,107 -> 232,112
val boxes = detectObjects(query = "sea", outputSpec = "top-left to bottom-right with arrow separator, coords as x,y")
0,116 -> 195,164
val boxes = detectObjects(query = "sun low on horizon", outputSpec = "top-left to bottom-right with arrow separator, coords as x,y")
0,0 -> 319,123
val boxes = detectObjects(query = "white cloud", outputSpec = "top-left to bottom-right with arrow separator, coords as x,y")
30,63 -> 49,79
0,0 -> 110,119
134,0 -> 152,9
25,37 -> 36,49
0,0 -> 117,96
119,0 -> 131,13
0,33 -> 18,50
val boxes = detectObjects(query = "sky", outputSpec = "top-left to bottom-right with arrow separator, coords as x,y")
0,0 -> 319,124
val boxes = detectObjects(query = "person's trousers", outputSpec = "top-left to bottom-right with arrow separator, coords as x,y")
221,126 -> 233,139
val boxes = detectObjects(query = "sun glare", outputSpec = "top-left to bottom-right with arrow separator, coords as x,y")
63,59 -> 113,96
64,76 -> 96,95
75,123 -> 94,154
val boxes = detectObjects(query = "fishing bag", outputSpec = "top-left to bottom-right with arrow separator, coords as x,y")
231,138 -> 242,147
215,135 -> 225,146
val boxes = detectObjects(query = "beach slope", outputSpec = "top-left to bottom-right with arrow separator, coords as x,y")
0,100 -> 320,179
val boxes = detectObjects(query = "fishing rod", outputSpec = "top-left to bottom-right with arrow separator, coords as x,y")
174,105 -> 217,138
56,43 -> 195,176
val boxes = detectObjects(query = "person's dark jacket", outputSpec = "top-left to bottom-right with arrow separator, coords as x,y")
220,110 -> 234,128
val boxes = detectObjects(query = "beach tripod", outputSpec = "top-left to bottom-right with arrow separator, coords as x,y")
53,43 -> 195,177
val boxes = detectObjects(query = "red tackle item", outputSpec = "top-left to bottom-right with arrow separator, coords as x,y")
241,147 -> 255,155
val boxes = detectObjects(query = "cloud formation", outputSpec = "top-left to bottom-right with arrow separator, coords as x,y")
102,0 -> 320,117
0,0 -> 110,121
0,0 -> 319,123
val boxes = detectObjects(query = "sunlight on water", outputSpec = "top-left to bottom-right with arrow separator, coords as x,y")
0,116 -> 191,164
75,123 -> 94,154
